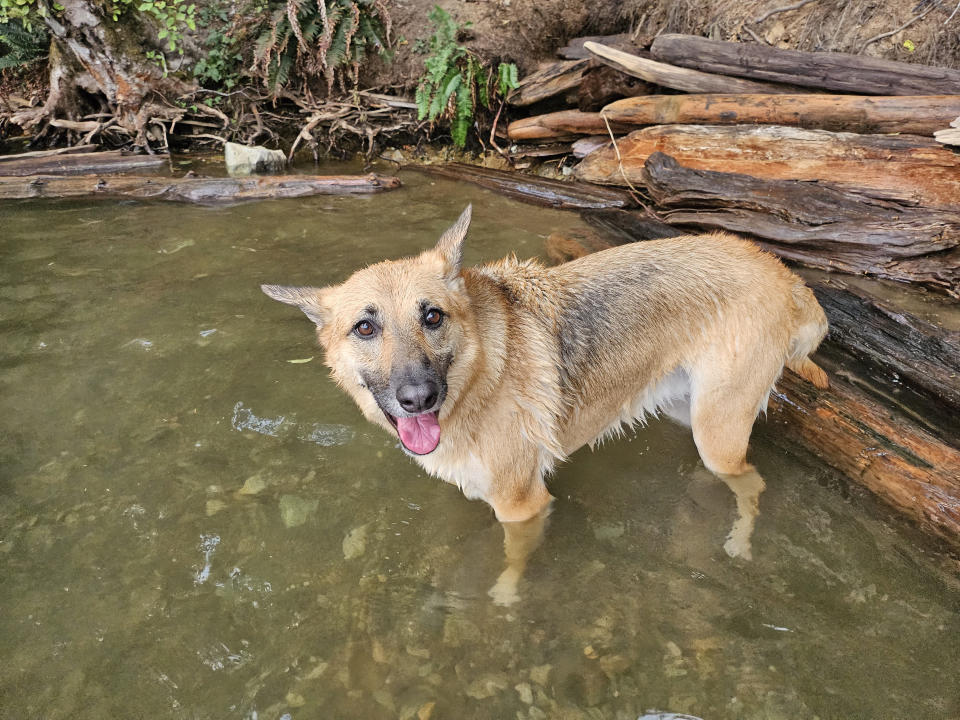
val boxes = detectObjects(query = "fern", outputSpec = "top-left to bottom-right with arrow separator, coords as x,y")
414,6 -> 517,148
0,19 -> 47,70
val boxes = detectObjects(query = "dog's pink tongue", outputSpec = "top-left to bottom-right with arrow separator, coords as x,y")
396,412 -> 441,455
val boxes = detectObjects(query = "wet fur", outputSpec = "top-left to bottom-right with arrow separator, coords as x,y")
262,207 -> 828,524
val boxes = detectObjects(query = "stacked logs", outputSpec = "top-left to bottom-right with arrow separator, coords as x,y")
505,34 -> 960,299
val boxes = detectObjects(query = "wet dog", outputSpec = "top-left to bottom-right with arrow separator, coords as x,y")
262,206 -> 828,601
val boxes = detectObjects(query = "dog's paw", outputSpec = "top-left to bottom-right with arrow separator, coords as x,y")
488,570 -> 521,606
723,533 -> 753,561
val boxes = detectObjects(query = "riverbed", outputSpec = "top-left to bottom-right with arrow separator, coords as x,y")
1,164 -> 957,719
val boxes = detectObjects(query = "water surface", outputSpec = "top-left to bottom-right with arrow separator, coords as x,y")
1,165 -> 957,719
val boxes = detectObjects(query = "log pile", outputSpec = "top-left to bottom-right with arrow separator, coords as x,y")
505,33 -> 960,298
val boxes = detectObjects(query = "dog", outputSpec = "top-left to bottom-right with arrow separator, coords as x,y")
262,205 -> 828,601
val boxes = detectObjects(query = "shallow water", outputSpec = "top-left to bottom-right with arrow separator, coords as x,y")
1,164 -> 958,720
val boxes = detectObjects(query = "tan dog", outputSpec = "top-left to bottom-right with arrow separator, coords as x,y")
262,206 -> 828,601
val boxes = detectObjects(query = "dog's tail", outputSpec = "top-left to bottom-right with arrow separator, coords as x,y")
785,282 -> 830,390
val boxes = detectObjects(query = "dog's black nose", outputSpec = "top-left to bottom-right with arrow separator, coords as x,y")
396,380 -> 439,414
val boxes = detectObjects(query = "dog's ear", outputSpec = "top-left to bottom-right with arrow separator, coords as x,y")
434,204 -> 471,281
260,284 -> 329,327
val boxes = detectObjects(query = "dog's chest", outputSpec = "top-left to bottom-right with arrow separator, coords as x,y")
416,449 -> 492,501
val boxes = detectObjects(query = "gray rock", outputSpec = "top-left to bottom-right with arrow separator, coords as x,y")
224,142 -> 287,175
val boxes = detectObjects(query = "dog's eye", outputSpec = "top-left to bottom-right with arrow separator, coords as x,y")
424,309 -> 444,327
354,320 -> 378,338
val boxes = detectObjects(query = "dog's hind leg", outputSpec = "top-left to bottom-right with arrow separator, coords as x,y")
688,358 -> 779,559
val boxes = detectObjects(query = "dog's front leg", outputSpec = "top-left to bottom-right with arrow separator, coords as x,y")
486,470 -> 553,606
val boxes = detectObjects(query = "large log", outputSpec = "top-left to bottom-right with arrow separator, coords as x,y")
550,214 -> 960,549
507,110 -> 633,141
0,173 -> 402,204
583,41 -> 801,94
573,124 -> 960,210
767,372 -> 960,548
600,94 -> 960,136
507,59 -> 591,107
0,144 -> 98,162
412,163 -> 634,210
810,282 -> 960,443
0,149 -> 170,176
636,152 -> 960,296
650,33 -> 960,96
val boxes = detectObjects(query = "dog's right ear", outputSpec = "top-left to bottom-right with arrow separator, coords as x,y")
434,204 -> 472,282
260,285 -> 328,328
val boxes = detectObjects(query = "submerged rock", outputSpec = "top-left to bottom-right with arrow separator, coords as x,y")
224,142 -> 287,175
342,525 -> 368,560
279,494 -> 318,528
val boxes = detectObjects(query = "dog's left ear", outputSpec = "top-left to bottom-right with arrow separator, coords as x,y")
260,284 -> 329,328
434,204 -> 471,282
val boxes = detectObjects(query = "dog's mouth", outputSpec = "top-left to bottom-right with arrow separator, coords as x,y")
383,411 -> 441,455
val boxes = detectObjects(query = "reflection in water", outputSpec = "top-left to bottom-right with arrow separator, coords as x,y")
719,468 -> 766,561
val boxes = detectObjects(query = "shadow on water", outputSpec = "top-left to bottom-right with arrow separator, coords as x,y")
1,164 -> 958,719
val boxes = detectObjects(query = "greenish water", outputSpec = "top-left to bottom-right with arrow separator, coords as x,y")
1,165 -> 957,720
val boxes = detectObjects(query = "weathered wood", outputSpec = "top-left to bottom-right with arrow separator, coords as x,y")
0,150 -> 170,176
412,163 -> 633,210
583,41 -> 800,95
507,58 -> 591,107
0,173 -> 402,204
508,110 -> 632,140
557,33 -> 637,60
573,64 -> 652,112
0,144 -> 98,162
572,136 -> 610,158
636,152 -> 960,296
810,282 -> 960,443
574,124 -> 960,211
600,94 -> 960,136
767,371 -> 960,548
650,33 -> 960,96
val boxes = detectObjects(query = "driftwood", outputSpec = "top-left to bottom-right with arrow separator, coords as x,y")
583,42 -> 800,94
767,371 -> 960,548
936,117 -> 960,147
599,94 -> 960,136
574,124 -> 960,211
557,33 -> 637,60
0,173 -> 402,204
0,144 -> 98,162
810,282 -> 960,443
636,152 -> 960,296
0,149 -> 170,176
413,163 -> 634,210
507,110 -> 632,140
573,64 -> 652,112
507,59 -> 591,107
572,136 -> 610,158
650,34 -> 960,96
547,216 -> 960,549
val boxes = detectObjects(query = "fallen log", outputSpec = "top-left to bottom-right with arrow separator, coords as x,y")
557,33 -> 637,60
574,124 -> 960,211
0,149 -> 170,176
636,152 -> 960,296
507,110 -> 632,140
548,215 -> 960,550
0,173 -> 402,204
0,144 -> 98,162
767,371 -> 960,548
507,58 -> 591,107
650,33 -> 960,96
583,41 -> 801,94
810,282 -> 960,443
599,94 -> 960,136
412,163 -> 634,210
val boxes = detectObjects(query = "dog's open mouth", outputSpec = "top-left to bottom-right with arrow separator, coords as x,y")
384,411 -> 441,455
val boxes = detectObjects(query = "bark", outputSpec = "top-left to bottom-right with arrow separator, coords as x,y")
650,33 -> 960,96
637,152 -> 960,296
507,59 -> 592,107
573,124 -> 960,211
556,33 -> 637,60
767,372 -> 960,549
583,41 -> 801,94
0,149 -> 170,176
0,173 -> 401,203
599,94 -> 960,136
507,110 -> 632,140
412,163 -> 634,210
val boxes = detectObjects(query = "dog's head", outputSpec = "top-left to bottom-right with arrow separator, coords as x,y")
262,206 -> 479,456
